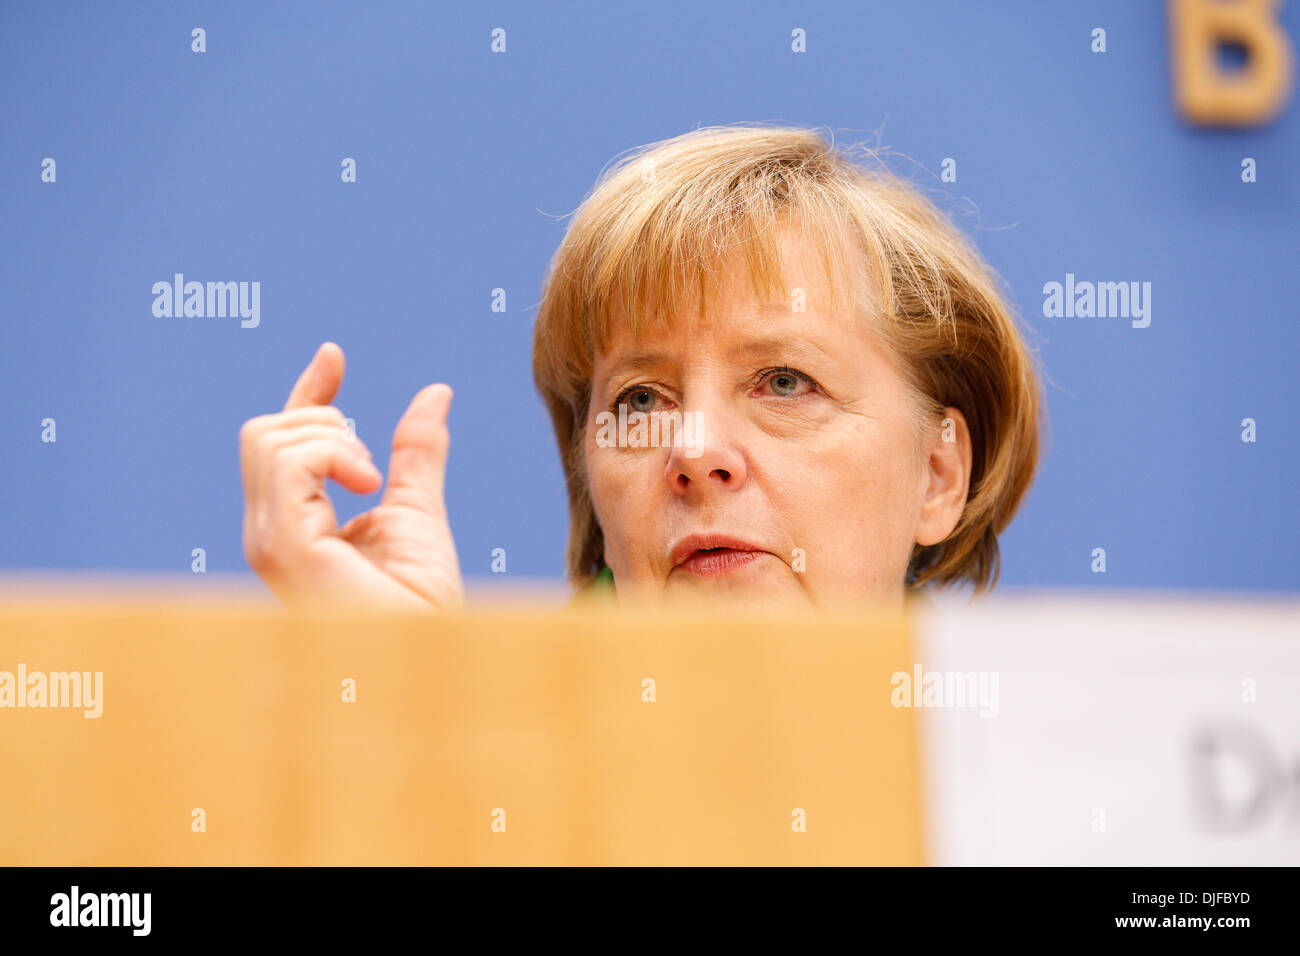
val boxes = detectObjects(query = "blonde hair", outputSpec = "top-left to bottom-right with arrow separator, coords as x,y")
531,123 -> 1042,593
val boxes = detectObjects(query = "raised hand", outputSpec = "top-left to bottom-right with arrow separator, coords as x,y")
240,342 -> 464,610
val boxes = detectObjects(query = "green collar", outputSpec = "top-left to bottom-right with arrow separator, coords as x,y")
571,565 -> 616,604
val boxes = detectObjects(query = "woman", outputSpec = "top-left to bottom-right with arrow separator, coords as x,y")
239,124 -> 1042,611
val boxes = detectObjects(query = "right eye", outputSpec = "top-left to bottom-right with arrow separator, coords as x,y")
611,386 -> 663,414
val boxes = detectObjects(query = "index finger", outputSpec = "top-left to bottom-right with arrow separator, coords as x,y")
284,342 -> 345,411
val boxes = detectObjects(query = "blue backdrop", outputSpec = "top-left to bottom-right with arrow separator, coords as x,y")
2,0 -> 1296,591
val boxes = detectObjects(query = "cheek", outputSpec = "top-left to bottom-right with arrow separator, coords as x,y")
586,446 -> 659,547
766,422 -> 920,566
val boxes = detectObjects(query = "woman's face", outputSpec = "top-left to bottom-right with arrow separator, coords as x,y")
584,226 -> 970,609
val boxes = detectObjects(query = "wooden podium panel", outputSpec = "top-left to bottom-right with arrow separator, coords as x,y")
0,600 -> 920,865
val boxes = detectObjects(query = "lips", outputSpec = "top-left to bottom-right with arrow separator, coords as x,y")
669,533 -> 768,570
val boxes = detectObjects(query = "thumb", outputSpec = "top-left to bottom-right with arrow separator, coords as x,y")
381,383 -> 453,514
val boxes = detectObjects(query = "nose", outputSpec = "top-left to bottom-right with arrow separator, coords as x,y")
664,406 -> 748,496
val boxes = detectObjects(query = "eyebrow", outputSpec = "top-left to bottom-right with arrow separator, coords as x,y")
726,336 -> 835,363
599,351 -> 675,389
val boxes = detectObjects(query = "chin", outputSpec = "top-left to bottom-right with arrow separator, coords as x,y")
662,558 -> 809,605
676,583 -> 813,611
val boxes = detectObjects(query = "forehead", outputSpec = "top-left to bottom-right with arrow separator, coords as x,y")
597,224 -> 872,358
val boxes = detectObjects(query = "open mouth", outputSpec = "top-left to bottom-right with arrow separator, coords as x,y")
669,533 -> 769,578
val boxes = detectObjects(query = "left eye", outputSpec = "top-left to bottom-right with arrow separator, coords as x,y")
759,369 -> 813,397
626,388 -> 658,413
